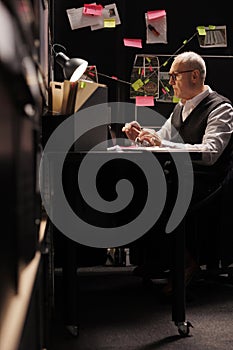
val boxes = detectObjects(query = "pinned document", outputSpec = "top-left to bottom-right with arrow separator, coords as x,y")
91,3 -> 121,30
145,10 -> 167,44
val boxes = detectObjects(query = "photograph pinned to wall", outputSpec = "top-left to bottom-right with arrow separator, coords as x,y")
197,25 -> 227,48
130,54 -> 159,99
145,10 -> 167,44
157,71 -> 179,103
91,3 -> 121,30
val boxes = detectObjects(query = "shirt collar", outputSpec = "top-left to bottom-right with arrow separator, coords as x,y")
180,85 -> 212,121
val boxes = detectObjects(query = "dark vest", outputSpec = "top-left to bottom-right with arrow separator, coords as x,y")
170,91 -> 233,184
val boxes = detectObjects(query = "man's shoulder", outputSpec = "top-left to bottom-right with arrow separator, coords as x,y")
209,91 -> 232,105
203,90 -> 232,105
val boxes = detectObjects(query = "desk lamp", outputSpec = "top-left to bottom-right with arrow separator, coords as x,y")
55,52 -> 88,82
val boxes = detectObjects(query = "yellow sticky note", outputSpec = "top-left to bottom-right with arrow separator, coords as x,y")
104,18 -> 116,28
208,25 -> 216,30
173,96 -> 180,103
197,26 -> 206,36
131,79 -> 144,91
80,81 -> 86,89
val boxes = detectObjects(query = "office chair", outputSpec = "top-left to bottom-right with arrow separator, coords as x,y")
131,170 -> 233,291
188,178 -> 233,285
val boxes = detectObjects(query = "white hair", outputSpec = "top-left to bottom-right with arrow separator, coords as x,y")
173,51 -> 206,81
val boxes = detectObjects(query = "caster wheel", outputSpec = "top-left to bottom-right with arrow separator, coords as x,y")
177,321 -> 193,337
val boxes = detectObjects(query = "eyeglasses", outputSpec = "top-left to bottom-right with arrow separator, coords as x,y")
168,70 -> 195,81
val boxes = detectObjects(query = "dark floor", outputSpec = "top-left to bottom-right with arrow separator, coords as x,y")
48,265 -> 233,350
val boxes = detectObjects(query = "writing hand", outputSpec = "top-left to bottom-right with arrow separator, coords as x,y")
122,121 -> 142,141
137,129 -> 162,146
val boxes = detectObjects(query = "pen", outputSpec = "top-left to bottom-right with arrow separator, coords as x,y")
148,24 -> 160,36
132,127 -> 151,146
122,125 -> 151,147
134,138 -> 150,147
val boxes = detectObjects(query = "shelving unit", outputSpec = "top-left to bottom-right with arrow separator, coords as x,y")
0,1 -> 51,349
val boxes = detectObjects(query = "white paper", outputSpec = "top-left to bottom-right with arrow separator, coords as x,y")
107,145 -> 208,152
66,7 -> 103,30
91,3 -> 121,31
145,13 -> 167,44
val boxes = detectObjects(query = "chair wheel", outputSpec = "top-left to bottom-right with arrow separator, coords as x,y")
177,321 -> 193,337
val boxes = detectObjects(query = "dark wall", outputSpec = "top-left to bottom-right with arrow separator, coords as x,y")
52,0 -> 233,117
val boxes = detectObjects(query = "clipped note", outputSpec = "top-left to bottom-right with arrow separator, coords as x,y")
66,7 -> 102,30
123,38 -> 142,48
91,3 -> 121,31
197,25 -> 227,48
136,96 -> 154,106
145,11 -> 167,44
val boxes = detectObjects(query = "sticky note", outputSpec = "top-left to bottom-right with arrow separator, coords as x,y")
80,81 -> 86,88
173,96 -> 180,103
83,4 -> 103,16
147,10 -> 166,21
104,18 -> 116,27
136,96 -> 154,106
197,26 -> 206,36
208,25 -> 216,30
123,38 -> 142,48
131,79 -> 144,91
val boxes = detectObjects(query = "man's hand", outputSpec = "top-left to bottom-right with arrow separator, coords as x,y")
122,122 -> 162,146
138,128 -> 162,146
122,121 -> 142,141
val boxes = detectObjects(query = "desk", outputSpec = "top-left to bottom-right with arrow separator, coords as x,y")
40,148 -> 205,336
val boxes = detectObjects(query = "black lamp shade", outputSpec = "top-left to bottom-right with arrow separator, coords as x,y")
56,52 -> 88,82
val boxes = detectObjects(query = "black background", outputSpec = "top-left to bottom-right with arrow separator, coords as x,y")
52,0 -> 233,118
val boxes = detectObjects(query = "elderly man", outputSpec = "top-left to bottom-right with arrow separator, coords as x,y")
123,51 -> 233,294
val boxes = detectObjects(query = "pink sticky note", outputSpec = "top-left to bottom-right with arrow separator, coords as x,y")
147,10 -> 166,21
123,38 -> 142,48
136,96 -> 155,106
83,4 -> 103,16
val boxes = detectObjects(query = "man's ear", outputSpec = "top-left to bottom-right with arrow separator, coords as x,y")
192,69 -> 199,80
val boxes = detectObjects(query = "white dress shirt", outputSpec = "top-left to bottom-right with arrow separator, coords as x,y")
157,86 -> 233,165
